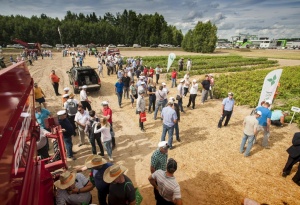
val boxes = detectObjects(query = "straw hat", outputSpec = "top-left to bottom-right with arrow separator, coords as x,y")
85,155 -> 107,169
54,171 -> 76,189
69,93 -> 75,98
103,164 -> 127,183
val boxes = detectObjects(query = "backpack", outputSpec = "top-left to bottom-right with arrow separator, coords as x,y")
88,119 -> 101,139
67,100 -> 78,115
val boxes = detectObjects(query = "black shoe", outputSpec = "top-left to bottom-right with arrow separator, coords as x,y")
78,143 -> 83,147
169,146 -> 174,150
282,172 -> 289,177
177,138 -> 181,142
98,153 -> 104,156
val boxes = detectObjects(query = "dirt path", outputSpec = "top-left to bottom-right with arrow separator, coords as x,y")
28,50 -> 300,205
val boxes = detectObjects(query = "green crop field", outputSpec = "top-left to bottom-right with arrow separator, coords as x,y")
136,55 -> 278,78
134,55 -> 299,127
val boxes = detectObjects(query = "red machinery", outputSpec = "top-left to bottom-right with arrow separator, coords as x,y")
0,62 -> 67,205
13,39 -> 42,56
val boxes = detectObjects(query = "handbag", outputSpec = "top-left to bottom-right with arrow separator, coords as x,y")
140,112 -> 147,122
124,182 -> 143,205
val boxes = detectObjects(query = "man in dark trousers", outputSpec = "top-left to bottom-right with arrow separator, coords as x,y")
170,97 -> 181,142
218,92 -> 235,128
282,132 -> 300,185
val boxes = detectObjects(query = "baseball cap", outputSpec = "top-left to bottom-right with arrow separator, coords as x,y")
169,97 -> 175,102
180,79 -> 185,83
141,82 -> 145,85
57,110 -> 66,116
168,100 -> 174,105
82,85 -> 88,89
63,94 -> 69,98
255,110 -> 262,116
158,141 -> 169,149
167,158 -> 177,173
228,92 -> 234,96
101,101 -> 109,105
64,87 -> 70,91
265,100 -> 272,105
162,82 -> 166,86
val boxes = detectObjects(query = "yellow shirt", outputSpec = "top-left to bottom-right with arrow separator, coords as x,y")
34,87 -> 44,99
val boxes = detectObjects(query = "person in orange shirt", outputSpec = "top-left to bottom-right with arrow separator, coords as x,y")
50,70 -> 61,96
34,82 -> 47,109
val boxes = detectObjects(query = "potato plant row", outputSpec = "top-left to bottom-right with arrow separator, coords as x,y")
214,66 -> 300,127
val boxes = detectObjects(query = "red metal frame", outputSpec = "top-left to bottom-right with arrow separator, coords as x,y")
0,62 -> 67,205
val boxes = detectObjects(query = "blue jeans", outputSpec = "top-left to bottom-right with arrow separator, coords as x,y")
103,140 -> 112,158
174,122 -> 180,140
240,133 -> 255,156
63,136 -> 73,157
161,124 -> 175,148
171,78 -> 177,88
116,92 -> 123,106
154,101 -> 164,120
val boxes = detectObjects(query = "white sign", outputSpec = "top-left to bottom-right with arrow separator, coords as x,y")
258,69 -> 283,107
291,106 -> 300,113
290,106 -> 300,124
167,53 -> 176,72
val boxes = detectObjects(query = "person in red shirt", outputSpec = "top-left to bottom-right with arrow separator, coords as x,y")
143,66 -> 149,76
149,67 -> 154,78
50,70 -> 61,96
101,101 -> 116,148
171,69 -> 177,88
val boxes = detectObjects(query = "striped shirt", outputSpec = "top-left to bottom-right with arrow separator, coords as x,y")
152,170 -> 181,202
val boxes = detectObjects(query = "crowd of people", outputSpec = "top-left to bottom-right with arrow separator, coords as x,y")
30,50 -> 297,205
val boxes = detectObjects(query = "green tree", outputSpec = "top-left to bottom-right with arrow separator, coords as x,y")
182,21 -> 217,53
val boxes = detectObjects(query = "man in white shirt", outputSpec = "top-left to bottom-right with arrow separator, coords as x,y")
187,79 -> 198,109
74,105 -> 90,146
80,85 -> 92,111
162,82 -> 169,107
186,58 -> 192,71
177,80 -> 185,112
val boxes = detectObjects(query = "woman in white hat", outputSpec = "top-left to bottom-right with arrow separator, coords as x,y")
54,170 -> 93,205
103,164 -> 136,205
187,79 -> 198,110
94,118 -> 113,161
84,155 -> 113,205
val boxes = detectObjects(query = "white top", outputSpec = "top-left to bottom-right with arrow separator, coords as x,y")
162,87 -> 169,99
37,128 -> 50,150
80,89 -> 87,101
189,83 -> 198,94
74,110 -> 89,125
177,84 -> 184,96
187,60 -> 192,67
94,124 -> 112,142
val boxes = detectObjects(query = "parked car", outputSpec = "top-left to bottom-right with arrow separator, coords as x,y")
133,44 -> 142,48
150,44 -> 158,48
66,66 -> 101,94
56,44 -> 65,49
117,44 -> 126,47
108,44 -> 116,48
13,44 -> 25,49
41,44 -> 53,48
6,45 -> 15,48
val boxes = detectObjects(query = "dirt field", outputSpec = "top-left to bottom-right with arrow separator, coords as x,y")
27,49 -> 300,205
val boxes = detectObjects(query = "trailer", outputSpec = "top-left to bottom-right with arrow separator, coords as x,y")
0,61 -> 67,205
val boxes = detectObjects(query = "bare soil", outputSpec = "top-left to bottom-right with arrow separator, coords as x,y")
27,49 -> 300,205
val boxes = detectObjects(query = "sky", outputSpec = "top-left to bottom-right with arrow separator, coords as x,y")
1,0 -> 300,40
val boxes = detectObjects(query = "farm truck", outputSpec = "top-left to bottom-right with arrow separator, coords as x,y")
13,39 -> 42,56
0,61 -> 68,205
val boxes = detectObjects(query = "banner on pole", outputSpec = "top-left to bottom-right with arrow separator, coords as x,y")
167,53 -> 176,72
258,69 -> 283,107
58,27 -> 61,36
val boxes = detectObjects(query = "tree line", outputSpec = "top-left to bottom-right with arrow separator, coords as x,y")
182,21 -> 217,53
0,10 -> 184,47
